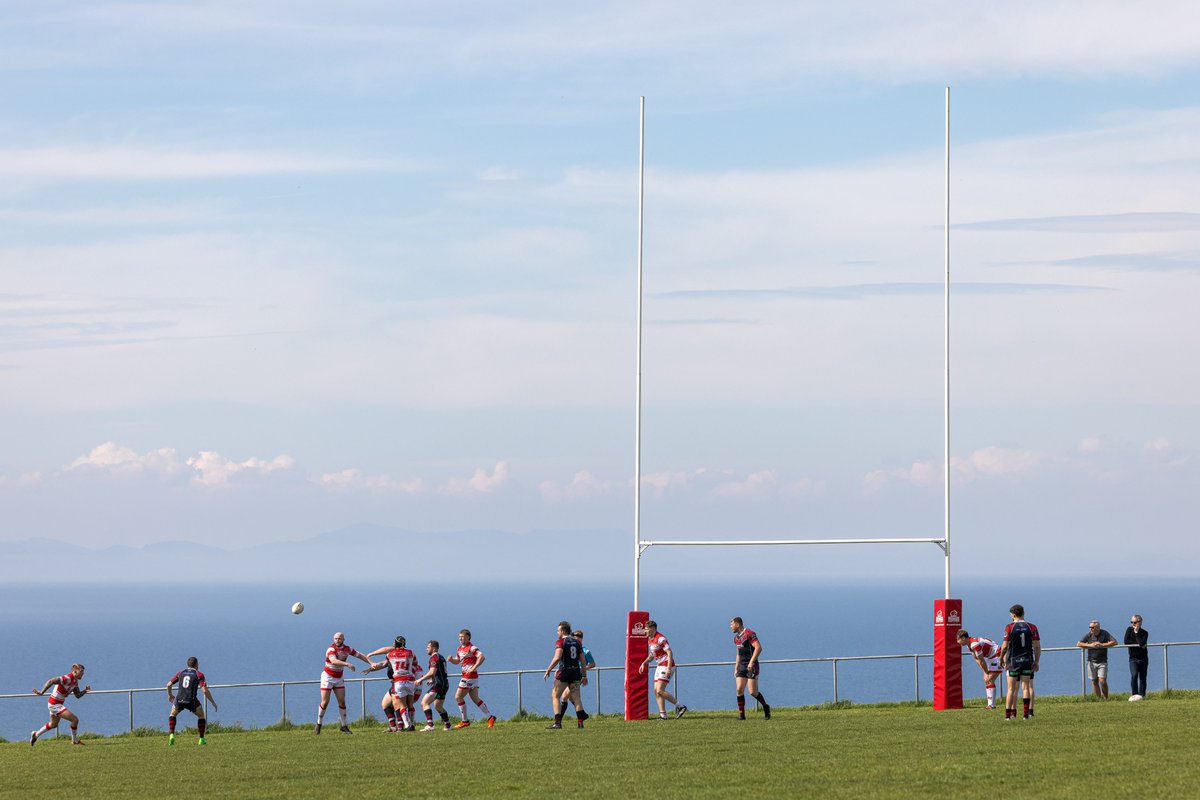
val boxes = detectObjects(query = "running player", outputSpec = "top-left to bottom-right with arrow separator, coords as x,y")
731,617 -> 770,720
998,604 -> 1041,720
167,656 -> 218,745
30,663 -> 90,746
316,631 -> 372,734
366,636 -> 419,732
447,629 -> 496,729
416,640 -> 452,731
957,629 -> 1004,709
543,621 -> 587,729
638,621 -> 686,720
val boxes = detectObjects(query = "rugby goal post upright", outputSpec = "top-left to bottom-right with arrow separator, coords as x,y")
626,90 -> 963,719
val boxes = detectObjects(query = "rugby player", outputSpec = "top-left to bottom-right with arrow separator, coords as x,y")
366,636 -> 419,732
316,631 -> 371,734
30,663 -> 90,746
957,629 -> 1003,709
167,656 -> 218,745
638,621 -> 686,720
558,629 -> 595,711
999,604 -> 1041,720
731,617 -> 770,720
415,640 -> 453,731
447,629 -> 496,728
543,621 -> 587,729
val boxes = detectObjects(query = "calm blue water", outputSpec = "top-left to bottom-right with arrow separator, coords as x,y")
2,579 -> 1197,740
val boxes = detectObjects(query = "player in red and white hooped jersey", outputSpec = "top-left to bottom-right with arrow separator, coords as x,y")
365,636 -> 420,732
957,629 -> 1005,709
30,663 -> 90,746
447,629 -> 496,729
316,631 -> 371,735
638,621 -> 687,720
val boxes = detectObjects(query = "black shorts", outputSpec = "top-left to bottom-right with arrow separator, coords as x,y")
736,662 -> 760,680
1007,660 -> 1035,678
173,699 -> 201,714
425,683 -> 448,700
556,670 -> 583,685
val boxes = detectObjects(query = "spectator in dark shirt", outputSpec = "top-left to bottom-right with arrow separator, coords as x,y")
1077,620 -> 1117,700
1124,615 -> 1149,699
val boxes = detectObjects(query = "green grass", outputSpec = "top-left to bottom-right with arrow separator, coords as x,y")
4,693 -> 1196,799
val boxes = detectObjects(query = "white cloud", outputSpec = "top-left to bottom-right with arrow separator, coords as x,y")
186,451 -> 295,486
1078,436 -> 1102,454
863,447 -> 1041,492
539,470 -> 615,501
65,441 -> 293,486
641,468 -> 707,497
317,468 -> 424,494
713,469 -> 777,498
782,477 -> 827,499
69,441 -> 185,475
441,461 -> 509,495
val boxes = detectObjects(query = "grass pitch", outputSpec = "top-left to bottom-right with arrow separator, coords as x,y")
3,693 -> 1195,799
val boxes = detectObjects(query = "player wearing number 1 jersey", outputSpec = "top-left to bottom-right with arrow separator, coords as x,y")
167,656 -> 218,745
999,604 -> 1040,720
448,629 -> 496,728
30,663 -> 90,746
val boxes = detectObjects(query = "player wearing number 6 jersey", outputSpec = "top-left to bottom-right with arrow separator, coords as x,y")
167,656 -> 218,745
956,630 -> 1003,709
30,663 -> 90,746
999,604 -> 1040,720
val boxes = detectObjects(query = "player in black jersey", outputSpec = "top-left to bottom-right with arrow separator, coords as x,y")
416,640 -> 453,731
166,656 -> 218,745
543,621 -> 587,729
998,604 -> 1041,720
731,617 -> 771,720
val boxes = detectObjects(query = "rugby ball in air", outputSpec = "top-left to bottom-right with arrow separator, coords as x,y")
291,602 -> 305,615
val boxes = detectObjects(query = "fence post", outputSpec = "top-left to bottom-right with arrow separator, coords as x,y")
595,670 -> 600,715
914,656 -> 920,703
1081,649 -> 1087,697
129,690 -> 134,732
1163,644 -> 1170,691
281,682 -> 287,723
516,671 -> 523,715
360,680 -> 366,722
832,659 -> 839,703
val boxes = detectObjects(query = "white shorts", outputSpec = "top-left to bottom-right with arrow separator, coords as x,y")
458,677 -> 479,691
654,664 -> 673,683
391,679 -> 416,698
48,702 -> 69,717
983,656 -> 1002,673
320,672 -> 346,691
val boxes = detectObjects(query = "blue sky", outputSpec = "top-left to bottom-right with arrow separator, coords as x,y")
2,2 -> 1198,580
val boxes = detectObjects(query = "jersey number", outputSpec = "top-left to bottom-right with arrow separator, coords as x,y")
181,676 -> 192,688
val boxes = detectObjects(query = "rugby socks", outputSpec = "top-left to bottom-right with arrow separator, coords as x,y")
398,708 -> 410,729
316,705 -> 327,725
33,722 -> 52,740
439,710 -> 450,724
169,715 -> 178,733
384,705 -> 397,729
985,684 -> 996,706
423,708 -> 434,724
474,699 -> 492,718
1022,699 -> 1031,718
337,705 -> 348,726
754,692 -> 768,707
576,709 -> 586,728
457,700 -> 468,721
197,718 -> 206,738
70,724 -> 79,743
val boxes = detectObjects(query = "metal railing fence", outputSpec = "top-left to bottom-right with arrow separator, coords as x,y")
3,642 -> 1194,734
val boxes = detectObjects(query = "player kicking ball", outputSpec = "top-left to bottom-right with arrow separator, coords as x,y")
167,656 -> 218,745
639,621 -> 687,720
30,663 -> 90,746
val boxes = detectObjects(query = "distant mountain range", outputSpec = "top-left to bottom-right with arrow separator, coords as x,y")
0,524 -> 629,583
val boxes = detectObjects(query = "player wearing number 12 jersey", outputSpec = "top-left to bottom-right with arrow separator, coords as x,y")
999,604 -> 1041,720
167,656 -> 218,745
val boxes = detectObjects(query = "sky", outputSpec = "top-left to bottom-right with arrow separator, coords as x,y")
2,1 -> 1199,582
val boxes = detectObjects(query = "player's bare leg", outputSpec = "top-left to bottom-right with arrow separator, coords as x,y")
453,686 -> 472,728
468,686 -> 496,728
333,685 -> 351,733
30,712 -> 62,746
1022,675 -> 1036,718
1005,674 -> 1019,719
316,687 -> 331,733
654,680 -> 681,719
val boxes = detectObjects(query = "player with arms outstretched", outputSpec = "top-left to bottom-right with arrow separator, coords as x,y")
366,636 -> 419,732
956,630 -> 1004,709
731,617 -> 770,720
316,631 -> 371,734
998,604 -> 1041,720
30,663 -> 90,746
448,629 -> 496,728
167,656 -> 218,745
639,621 -> 686,720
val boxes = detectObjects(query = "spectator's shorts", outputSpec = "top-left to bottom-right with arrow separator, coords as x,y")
1087,661 -> 1109,681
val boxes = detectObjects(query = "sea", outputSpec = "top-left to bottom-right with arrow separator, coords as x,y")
2,579 -> 1197,740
